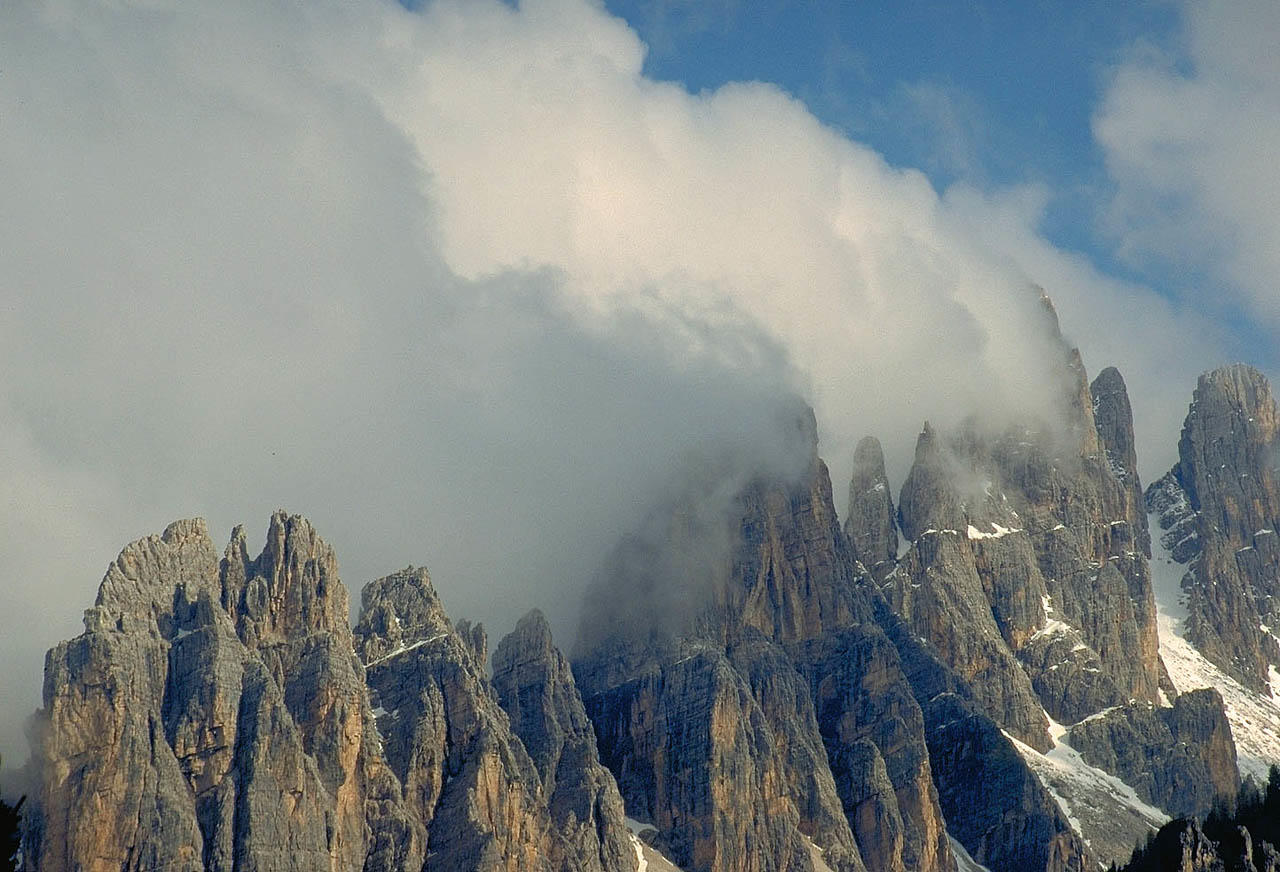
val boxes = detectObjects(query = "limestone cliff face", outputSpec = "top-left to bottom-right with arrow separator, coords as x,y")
845,436 -> 898,575
883,349 -> 1166,750
353,567 -> 561,872
35,514 -> 419,872
31,516 -> 637,872
1067,690 -> 1239,818
788,627 -> 951,872
1146,364 -> 1280,690
575,421 -> 955,872
583,647 -> 821,872
491,610 -> 638,872
874,605 -> 1091,872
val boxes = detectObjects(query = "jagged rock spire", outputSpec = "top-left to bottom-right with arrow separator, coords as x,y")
845,435 -> 898,571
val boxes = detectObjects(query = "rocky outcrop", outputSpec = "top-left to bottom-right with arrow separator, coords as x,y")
1123,819 -> 1227,872
923,694 -> 1089,872
1091,367 -> 1151,556
354,567 -> 561,872
31,515 -> 643,872
789,626 -> 953,872
1066,691 -> 1239,819
575,417 -> 955,872
1146,364 -> 1280,690
34,514 -> 421,872
713,421 -> 873,648
845,436 -> 899,575
887,347 -> 1166,748
726,633 -> 867,872
491,610 -> 638,872
875,606 -> 1091,872
583,648 -> 820,872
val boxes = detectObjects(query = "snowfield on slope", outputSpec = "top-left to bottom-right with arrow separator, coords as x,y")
1149,511 -> 1280,781
1008,717 -> 1168,864
625,816 -> 684,872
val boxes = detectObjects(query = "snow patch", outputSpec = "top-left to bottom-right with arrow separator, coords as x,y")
950,836 -> 992,872
363,634 -> 446,668
624,816 -> 684,872
966,522 -> 1021,540
1150,511 -> 1280,781
1008,723 -> 1168,848
803,836 -> 834,872
631,835 -> 647,872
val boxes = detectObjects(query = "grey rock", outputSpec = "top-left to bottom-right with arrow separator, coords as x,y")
846,436 -> 899,574
727,633 -> 867,872
921,694 -> 1090,872
874,607 -> 1091,872
1090,367 -> 1151,556
789,626 -> 954,872
582,649 -> 820,872
1146,364 -> 1280,690
492,610 -> 638,872
34,514 -> 419,872
1067,690 -> 1239,818
354,567 -> 559,872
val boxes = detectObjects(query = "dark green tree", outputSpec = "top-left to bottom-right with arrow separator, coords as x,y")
0,754 -> 24,872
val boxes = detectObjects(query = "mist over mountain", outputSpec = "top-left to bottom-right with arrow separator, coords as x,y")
6,1 -> 1280,871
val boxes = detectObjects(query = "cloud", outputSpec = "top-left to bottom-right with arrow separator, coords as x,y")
384,0 -> 1234,481
1096,0 -> 1280,337
0,0 -> 1243,761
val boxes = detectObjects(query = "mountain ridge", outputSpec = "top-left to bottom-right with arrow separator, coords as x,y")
13,348 -> 1280,872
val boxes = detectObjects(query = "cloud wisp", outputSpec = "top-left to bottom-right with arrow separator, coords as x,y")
1096,0 -> 1280,339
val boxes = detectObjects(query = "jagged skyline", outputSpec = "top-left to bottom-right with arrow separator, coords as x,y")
2,0 -> 1277,767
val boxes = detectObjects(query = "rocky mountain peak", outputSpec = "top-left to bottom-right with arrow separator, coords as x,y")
220,509 -> 350,652
845,435 -> 898,572
89,517 -> 220,638
1176,363 -> 1279,526
352,565 -> 452,666
897,422 -> 964,542
1091,367 -> 1137,479
1148,363 -> 1280,690
492,610 -> 638,872
1090,365 -> 1151,555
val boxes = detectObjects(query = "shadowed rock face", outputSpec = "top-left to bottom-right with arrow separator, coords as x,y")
1147,364 -> 1280,690
846,436 -> 899,575
873,604 -> 1092,872
491,610 -> 638,872
788,626 -> 951,872
1068,690 -> 1239,819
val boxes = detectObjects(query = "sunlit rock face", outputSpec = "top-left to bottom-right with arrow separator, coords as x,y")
491,609 -> 638,872
29,515 -> 638,872
34,513 -> 423,872
1147,364 -> 1280,691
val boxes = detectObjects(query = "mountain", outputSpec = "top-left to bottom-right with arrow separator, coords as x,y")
14,299 -> 1280,872
1146,365 -> 1280,693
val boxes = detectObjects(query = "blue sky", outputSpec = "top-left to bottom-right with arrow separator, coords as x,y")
604,0 -> 1272,365
605,2 -> 1165,286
